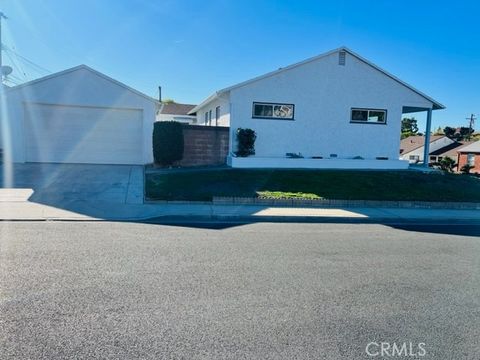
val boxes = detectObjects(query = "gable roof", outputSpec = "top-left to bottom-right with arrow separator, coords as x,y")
7,65 -> 159,104
429,141 -> 474,156
400,135 -> 446,155
189,46 -> 445,115
159,103 -> 196,115
457,140 -> 480,153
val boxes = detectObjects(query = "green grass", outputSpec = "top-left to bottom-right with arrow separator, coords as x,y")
145,169 -> 480,202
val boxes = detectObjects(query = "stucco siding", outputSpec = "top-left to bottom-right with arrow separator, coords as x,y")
195,96 -> 230,127
228,51 -> 434,159
5,67 -> 157,164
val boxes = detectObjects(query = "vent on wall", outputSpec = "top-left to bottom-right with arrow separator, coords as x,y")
339,51 -> 346,66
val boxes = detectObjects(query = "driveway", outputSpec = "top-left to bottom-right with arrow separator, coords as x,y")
0,163 -> 144,205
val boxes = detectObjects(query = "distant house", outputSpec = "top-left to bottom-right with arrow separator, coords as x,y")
457,140 -> 480,173
188,47 -> 444,169
429,140 -> 475,168
400,135 -> 454,164
156,102 -> 197,124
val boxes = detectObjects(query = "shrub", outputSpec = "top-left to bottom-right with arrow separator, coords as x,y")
436,157 -> 456,173
235,128 -> 256,157
152,121 -> 184,166
460,164 -> 474,174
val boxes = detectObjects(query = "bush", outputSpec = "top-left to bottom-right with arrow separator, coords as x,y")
460,164 -> 474,174
235,128 -> 256,157
436,157 -> 456,173
152,121 -> 184,166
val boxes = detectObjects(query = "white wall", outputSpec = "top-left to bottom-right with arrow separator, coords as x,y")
195,95 -> 230,127
226,51 -> 435,160
5,67 -> 157,164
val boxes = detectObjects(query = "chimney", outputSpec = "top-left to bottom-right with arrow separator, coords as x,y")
158,86 -> 162,102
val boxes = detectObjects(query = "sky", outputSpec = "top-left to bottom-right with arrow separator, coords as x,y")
0,0 -> 479,131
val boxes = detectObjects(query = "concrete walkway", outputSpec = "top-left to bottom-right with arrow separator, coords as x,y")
0,192 -> 479,223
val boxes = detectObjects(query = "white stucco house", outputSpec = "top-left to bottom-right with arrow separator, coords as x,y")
189,47 -> 445,169
2,65 -> 158,165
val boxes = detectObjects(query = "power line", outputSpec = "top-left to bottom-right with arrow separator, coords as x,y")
4,47 -> 27,79
2,44 -> 51,74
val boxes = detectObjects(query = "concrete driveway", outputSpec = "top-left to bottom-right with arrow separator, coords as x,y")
0,163 -> 144,205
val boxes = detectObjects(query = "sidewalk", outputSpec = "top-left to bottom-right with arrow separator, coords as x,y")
1,192 -> 479,223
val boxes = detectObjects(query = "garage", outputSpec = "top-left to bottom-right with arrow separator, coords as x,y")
24,103 -> 143,164
5,65 -> 158,165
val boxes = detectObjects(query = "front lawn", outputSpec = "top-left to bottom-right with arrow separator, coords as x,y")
145,169 -> 480,202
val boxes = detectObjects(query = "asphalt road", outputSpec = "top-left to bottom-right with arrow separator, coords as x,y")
1,221 -> 479,359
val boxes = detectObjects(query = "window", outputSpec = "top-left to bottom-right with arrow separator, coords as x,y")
215,106 -> 220,126
208,110 -> 212,126
409,155 -> 420,162
351,108 -> 387,124
429,156 -> 436,162
204,112 -> 208,125
252,102 -> 294,120
467,153 -> 475,166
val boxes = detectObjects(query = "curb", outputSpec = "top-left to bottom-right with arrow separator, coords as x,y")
211,197 -> 480,210
144,197 -> 480,210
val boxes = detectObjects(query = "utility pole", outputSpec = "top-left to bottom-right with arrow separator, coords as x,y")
466,114 -> 476,141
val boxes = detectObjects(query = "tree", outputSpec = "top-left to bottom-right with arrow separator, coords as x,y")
443,126 -> 475,141
443,126 -> 456,139
458,127 -> 474,141
162,99 -> 175,104
433,126 -> 444,135
401,117 -> 419,139
436,157 -> 456,173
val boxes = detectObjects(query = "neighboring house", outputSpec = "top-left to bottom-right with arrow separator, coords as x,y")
5,65 -> 159,165
400,135 -> 455,164
457,140 -> 480,173
193,96 -> 230,127
189,47 -> 444,169
156,102 -> 197,124
429,140 -> 475,168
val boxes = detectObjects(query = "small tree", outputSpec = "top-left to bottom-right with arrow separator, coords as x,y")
235,128 -> 256,157
152,121 -> 184,166
460,164 -> 474,174
437,157 -> 456,173
401,117 -> 419,139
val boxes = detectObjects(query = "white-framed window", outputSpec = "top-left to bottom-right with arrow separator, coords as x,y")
351,108 -> 387,124
204,112 -> 208,125
215,106 -> 220,126
252,102 -> 294,120
409,155 -> 420,162
208,110 -> 212,126
467,153 -> 475,166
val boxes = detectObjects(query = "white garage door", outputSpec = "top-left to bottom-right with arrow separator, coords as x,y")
24,103 -> 143,164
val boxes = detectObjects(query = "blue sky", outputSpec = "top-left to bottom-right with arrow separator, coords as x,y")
1,0 -> 479,130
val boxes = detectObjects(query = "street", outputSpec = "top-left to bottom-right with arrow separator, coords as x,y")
1,221 -> 479,359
